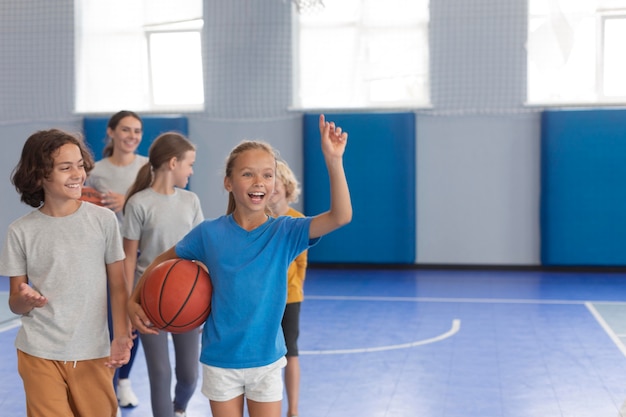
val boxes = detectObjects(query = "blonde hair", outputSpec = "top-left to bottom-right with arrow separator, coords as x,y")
275,159 -> 301,204
224,140 -> 277,215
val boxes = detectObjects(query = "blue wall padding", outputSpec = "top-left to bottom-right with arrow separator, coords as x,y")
303,112 -> 416,264
82,115 -> 188,159
541,109 -> 626,266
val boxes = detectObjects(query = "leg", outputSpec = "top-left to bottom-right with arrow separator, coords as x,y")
107,272 -> 139,407
65,357 -> 118,417
17,350 -> 76,417
283,356 -> 300,417
209,396 -> 245,417
281,303 -> 301,417
171,330 -> 200,413
245,357 -> 286,417
247,398 -> 282,417
140,331 -> 174,417
117,330 -> 140,407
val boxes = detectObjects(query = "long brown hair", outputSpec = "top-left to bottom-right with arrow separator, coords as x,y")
123,132 -> 195,213
224,140 -> 277,215
12,129 -> 95,207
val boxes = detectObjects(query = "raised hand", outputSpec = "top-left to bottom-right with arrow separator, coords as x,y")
319,114 -> 348,160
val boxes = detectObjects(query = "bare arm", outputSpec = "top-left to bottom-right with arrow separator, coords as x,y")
8,276 -> 47,315
106,260 -> 133,368
309,114 -> 353,239
128,246 -> 179,334
123,239 -> 139,295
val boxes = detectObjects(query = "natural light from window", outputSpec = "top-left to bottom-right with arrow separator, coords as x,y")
294,0 -> 430,109
527,0 -> 626,105
75,0 -> 203,113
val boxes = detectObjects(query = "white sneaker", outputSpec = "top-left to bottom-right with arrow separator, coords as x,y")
174,411 -> 186,417
117,379 -> 139,408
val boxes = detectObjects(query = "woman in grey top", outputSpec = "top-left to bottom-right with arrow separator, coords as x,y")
86,110 -> 148,408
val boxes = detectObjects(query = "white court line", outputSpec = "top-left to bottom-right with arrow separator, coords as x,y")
0,292 -> 21,333
307,295 -> 589,305
300,295 -> 619,355
301,319 -> 461,355
585,302 -> 626,358
0,320 -> 21,333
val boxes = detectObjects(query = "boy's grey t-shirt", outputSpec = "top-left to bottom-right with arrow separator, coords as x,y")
0,203 -> 125,361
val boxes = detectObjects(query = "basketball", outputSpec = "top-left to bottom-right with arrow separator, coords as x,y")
80,186 -> 104,206
140,259 -> 212,333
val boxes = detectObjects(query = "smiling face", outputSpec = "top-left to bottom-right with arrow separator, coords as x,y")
42,143 -> 87,204
107,115 -> 143,156
224,148 -> 276,216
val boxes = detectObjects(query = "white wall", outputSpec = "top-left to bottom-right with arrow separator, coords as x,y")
416,113 -> 541,264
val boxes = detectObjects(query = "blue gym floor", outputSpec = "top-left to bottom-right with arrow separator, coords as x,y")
2,267 -> 626,417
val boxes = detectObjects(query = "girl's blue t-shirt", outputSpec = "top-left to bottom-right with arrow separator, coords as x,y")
175,214 -> 317,368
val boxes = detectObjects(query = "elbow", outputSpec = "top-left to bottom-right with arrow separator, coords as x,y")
337,209 -> 353,227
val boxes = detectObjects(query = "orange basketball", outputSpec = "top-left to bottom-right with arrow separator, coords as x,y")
80,186 -> 104,206
141,259 -> 212,333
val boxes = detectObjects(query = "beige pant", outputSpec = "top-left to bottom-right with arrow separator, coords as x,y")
17,349 -> 117,417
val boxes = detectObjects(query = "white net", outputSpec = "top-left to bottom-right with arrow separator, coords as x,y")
290,0 -> 324,14
0,0 -> 544,123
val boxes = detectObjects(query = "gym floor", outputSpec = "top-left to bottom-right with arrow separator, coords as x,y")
2,266 -> 626,417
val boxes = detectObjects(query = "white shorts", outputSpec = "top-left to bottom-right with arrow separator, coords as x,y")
201,356 -> 287,402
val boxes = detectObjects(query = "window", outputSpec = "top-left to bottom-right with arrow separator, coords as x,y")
527,0 -> 626,105
294,0 -> 430,110
75,0 -> 203,113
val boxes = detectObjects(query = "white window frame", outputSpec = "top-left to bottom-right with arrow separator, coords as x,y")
598,13 -> 626,99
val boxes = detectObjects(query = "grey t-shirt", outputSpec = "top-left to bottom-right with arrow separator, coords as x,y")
122,187 -> 204,283
0,202 -> 125,361
86,155 -> 149,222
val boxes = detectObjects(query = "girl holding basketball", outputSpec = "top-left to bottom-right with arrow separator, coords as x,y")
122,132 -> 204,417
0,129 -> 132,417
128,114 -> 352,417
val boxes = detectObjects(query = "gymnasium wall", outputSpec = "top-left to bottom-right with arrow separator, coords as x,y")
303,113 -> 416,264
541,109 -> 626,267
0,0 -> 620,267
